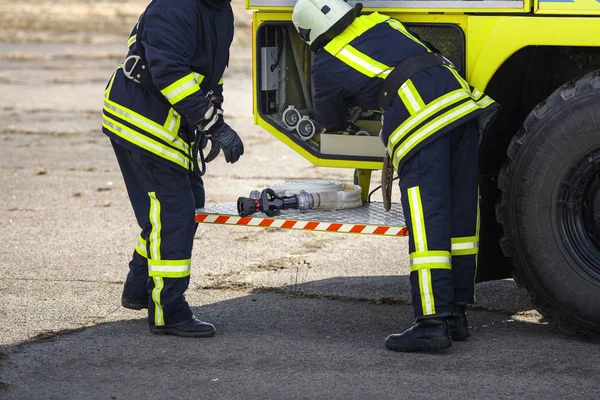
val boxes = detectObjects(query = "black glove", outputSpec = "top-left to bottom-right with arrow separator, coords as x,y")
209,122 -> 244,164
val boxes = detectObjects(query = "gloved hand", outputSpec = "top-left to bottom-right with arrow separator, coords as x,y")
208,122 -> 244,164
196,102 -> 244,163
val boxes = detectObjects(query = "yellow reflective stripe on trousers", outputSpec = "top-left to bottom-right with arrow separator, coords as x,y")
335,45 -> 391,78
409,252 -> 451,316
103,98 -> 190,155
387,88 -> 472,156
148,192 -> 162,260
164,108 -> 181,135
148,259 -> 192,278
102,115 -> 191,170
127,35 -> 136,48
398,79 -> 425,114
392,95 -> 495,170
161,73 -> 201,105
408,186 -> 428,252
451,236 -> 479,256
409,250 -> 452,270
135,235 -> 148,258
323,12 -> 390,55
152,277 -> 165,326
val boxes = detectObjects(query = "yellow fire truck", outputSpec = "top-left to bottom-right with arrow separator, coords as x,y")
198,0 -> 600,339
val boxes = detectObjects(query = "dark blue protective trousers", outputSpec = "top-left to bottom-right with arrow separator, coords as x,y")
398,120 -> 479,320
111,139 -> 205,327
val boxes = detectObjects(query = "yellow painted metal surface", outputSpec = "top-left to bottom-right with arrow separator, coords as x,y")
536,0 -> 600,14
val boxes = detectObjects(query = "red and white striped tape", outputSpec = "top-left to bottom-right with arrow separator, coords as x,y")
196,213 -> 408,236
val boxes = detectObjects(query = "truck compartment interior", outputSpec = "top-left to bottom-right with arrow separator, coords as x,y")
256,22 -> 465,162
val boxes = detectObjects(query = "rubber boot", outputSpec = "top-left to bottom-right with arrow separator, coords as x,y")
151,317 -> 216,338
448,304 -> 469,341
385,318 -> 452,352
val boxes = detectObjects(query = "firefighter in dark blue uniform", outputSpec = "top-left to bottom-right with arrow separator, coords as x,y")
102,0 -> 244,337
293,0 -> 499,351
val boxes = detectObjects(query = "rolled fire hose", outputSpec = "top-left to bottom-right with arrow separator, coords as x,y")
258,180 -> 363,211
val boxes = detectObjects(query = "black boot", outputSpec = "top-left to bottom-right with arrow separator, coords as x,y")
385,318 -> 452,352
121,284 -> 148,310
151,317 -> 216,338
448,305 -> 469,341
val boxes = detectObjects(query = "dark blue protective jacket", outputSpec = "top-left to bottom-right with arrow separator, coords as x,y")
102,0 -> 234,171
312,13 -> 498,171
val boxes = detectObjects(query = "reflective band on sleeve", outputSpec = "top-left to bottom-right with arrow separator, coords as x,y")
407,186 -> 428,252
127,35 -> 136,48
148,259 -> 192,278
161,73 -> 201,105
148,192 -> 162,260
324,12 -> 390,55
152,277 -> 165,326
104,99 -> 190,155
102,115 -> 191,170
387,19 -> 430,49
135,235 -> 148,259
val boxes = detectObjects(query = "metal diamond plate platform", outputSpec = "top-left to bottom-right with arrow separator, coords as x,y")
195,202 -> 407,236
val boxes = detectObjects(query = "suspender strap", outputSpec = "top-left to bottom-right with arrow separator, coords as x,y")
378,52 -> 454,110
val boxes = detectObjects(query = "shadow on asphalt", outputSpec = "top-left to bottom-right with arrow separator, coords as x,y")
1,277 -> 595,400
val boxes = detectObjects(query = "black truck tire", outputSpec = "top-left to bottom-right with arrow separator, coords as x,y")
496,70 -> 600,340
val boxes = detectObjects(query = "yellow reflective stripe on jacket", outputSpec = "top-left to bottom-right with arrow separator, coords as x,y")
398,79 -> 425,115
148,259 -> 192,278
407,186 -> 428,252
324,12 -> 390,55
392,95 -> 495,170
102,115 -> 191,170
336,45 -> 391,78
409,251 -> 452,271
103,98 -> 190,155
451,236 -> 479,256
135,235 -> 148,258
193,72 -> 205,85
387,19 -> 429,49
127,35 -> 137,48
152,277 -> 165,326
161,72 -> 201,105
386,88 -> 472,156
164,108 -> 181,135
218,77 -> 224,85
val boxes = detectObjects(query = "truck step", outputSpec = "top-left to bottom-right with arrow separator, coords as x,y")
196,202 -> 407,237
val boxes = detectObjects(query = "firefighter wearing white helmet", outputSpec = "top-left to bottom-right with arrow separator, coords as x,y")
292,1 -> 500,352
292,0 -> 363,51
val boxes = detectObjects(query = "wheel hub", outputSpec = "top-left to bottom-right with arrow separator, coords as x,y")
558,149 -> 600,279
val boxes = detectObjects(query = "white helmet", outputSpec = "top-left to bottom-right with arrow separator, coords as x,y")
292,0 -> 362,51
